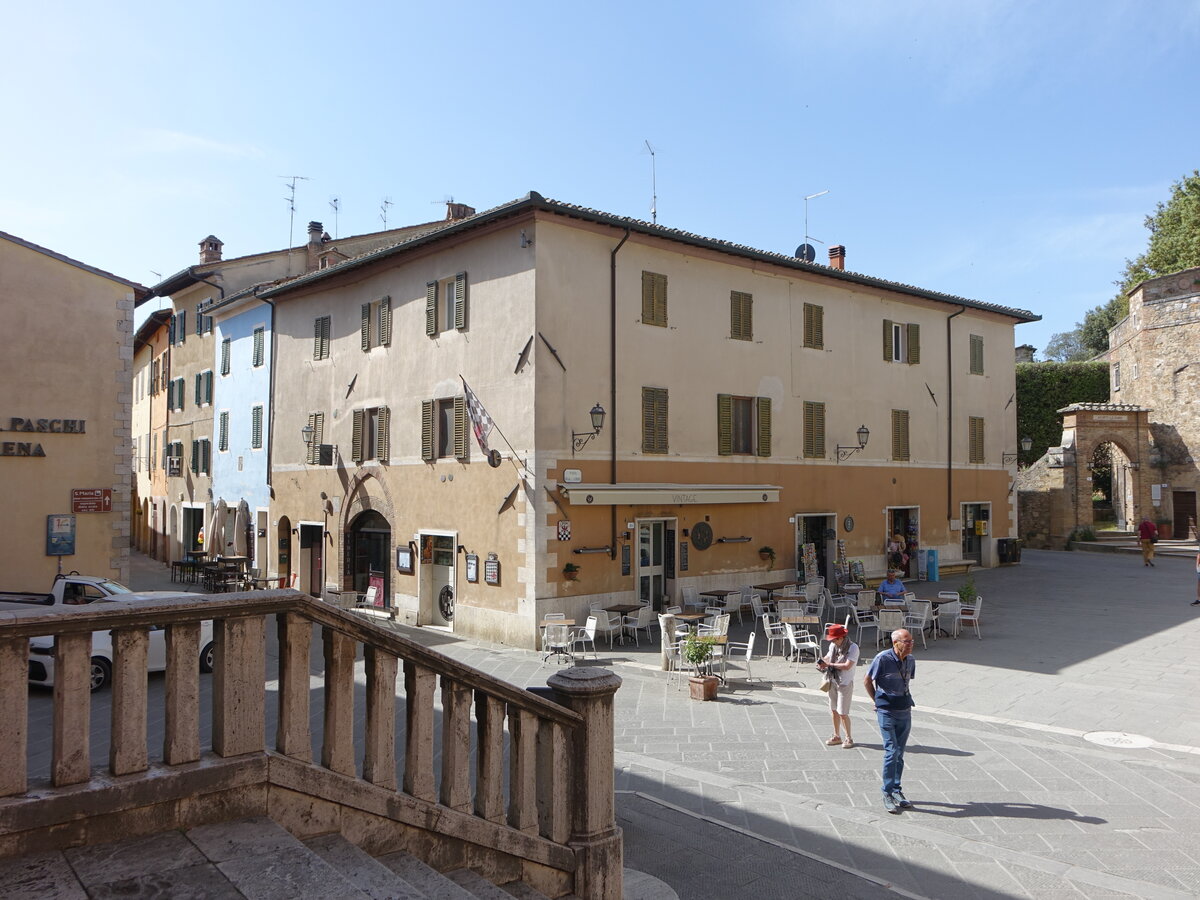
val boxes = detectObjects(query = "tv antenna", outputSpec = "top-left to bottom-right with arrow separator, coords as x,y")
644,140 -> 657,224
379,196 -> 393,229
801,190 -> 829,260
329,197 -> 340,239
279,175 -> 310,248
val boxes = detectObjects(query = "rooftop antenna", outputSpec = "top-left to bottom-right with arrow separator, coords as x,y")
329,196 -> 340,239
803,190 -> 829,259
279,175 -> 310,248
380,196 -> 393,229
644,140 -> 657,224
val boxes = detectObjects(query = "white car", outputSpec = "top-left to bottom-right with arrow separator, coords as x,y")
29,620 -> 215,692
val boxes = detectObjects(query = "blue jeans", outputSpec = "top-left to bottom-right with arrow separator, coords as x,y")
876,710 -> 912,795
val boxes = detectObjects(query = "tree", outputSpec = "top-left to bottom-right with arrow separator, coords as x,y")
1042,328 -> 1089,362
1115,169 -> 1200,298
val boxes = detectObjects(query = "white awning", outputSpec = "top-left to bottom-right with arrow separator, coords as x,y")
558,483 -> 780,506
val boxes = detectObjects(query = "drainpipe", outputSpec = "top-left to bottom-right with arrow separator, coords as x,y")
610,228 -> 630,560
946,305 -> 966,526
261,291 -> 276,488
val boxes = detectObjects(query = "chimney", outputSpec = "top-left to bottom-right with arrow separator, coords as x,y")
199,235 -> 223,264
1015,344 -> 1036,364
828,245 -> 846,270
445,202 -> 475,221
305,222 -> 324,273
307,221 -> 323,245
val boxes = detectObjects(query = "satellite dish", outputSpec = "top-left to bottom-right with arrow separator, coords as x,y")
795,243 -> 816,262
488,449 -> 502,468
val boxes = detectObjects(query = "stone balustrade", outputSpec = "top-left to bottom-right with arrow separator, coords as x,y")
0,591 -> 622,899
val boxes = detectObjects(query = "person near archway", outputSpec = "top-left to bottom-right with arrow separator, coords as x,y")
1138,516 -> 1157,567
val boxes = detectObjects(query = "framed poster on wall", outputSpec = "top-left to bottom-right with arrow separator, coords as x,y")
466,553 -> 479,583
484,553 -> 501,586
396,546 -> 414,574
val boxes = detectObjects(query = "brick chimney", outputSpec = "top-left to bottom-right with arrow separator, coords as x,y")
445,202 -> 475,221
828,245 -> 846,270
305,222 -> 324,272
199,235 -> 223,264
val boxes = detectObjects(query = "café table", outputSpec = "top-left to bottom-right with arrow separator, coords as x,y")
753,580 -> 799,603
604,604 -> 643,645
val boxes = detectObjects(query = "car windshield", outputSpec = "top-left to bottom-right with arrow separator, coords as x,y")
97,580 -> 133,594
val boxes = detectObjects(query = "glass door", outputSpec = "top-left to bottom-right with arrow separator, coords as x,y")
637,520 -> 666,610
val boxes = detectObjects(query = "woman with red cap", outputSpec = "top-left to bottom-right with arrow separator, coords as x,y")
818,623 -> 859,748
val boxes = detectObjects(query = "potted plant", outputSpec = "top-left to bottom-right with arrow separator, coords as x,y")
958,575 -> 977,605
1156,517 -> 1172,540
562,562 -> 580,581
758,545 -> 776,568
683,633 -> 719,700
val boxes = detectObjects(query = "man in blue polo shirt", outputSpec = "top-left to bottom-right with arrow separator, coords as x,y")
864,628 -> 916,814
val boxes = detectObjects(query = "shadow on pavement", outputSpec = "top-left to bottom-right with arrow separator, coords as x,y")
910,801 -> 1105,823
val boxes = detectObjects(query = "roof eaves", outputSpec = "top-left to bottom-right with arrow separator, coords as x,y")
0,229 -> 150,300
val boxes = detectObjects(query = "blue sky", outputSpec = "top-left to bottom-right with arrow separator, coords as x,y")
5,0 -> 1199,355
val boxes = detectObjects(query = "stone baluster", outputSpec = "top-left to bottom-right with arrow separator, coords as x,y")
212,615 -> 265,757
439,678 -> 473,812
110,627 -> 150,775
507,707 -> 539,834
403,660 -> 436,801
473,692 -> 506,823
362,646 -> 397,789
537,718 -> 571,843
275,612 -> 312,761
164,622 -> 201,765
322,629 -> 356,776
546,667 -> 624,900
0,634 -> 29,796
52,632 -> 92,786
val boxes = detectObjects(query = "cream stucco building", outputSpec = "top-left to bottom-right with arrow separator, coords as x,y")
0,231 -> 147,588
257,193 -> 1038,647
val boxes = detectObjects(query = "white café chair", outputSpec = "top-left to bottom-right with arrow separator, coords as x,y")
720,591 -> 745,625
903,600 -> 933,649
876,608 -> 906,649
682,585 -> 705,612
958,595 -> 983,639
937,600 -> 963,638
624,605 -> 656,645
722,631 -> 756,685
541,612 -> 566,652
785,622 -> 822,668
571,616 -> 598,658
589,608 -> 622,649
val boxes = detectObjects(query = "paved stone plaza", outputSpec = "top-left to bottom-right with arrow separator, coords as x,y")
115,548 -> 1200,898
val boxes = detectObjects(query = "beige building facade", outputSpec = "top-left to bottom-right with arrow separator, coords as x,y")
0,231 -> 147,587
260,193 -> 1037,647
132,310 -> 171,559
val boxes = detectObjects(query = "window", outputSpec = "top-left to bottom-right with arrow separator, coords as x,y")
360,296 -> 392,350
169,377 -> 185,411
352,406 -> 390,463
169,310 -> 186,346
150,432 -> 157,472
891,409 -> 910,461
426,273 -> 468,336
195,303 -> 213,335
1112,362 -> 1121,392
313,316 -> 331,360
968,416 -> 985,464
882,319 -> 920,364
218,411 -> 229,452
803,303 -> 824,350
132,435 -> 139,471
305,412 -> 325,464
969,334 -> 984,375
641,387 -> 668,454
252,327 -> 265,367
717,394 -> 771,456
251,406 -> 263,450
190,438 -> 211,475
194,370 -> 213,406
421,397 -> 467,460
730,291 -> 752,341
150,358 -> 160,394
220,338 -> 231,375
803,401 -> 826,459
166,440 -> 184,476
641,271 -> 667,327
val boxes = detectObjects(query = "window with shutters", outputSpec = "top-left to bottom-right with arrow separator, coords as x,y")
195,303 -> 213,335
360,296 -> 392,350
220,338 -> 231,375
170,377 -> 185,411
891,409 -> 910,461
191,438 -> 211,475
968,416 -> 985,464
641,387 -> 668,454
969,334 -> 984,375
313,316 -> 331,360
194,370 -> 213,407
251,406 -> 263,450
730,291 -> 752,341
421,397 -> 467,460
717,394 -> 771,456
803,303 -> 824,349
803,401 -> 826,459
305,413 -> 325,465
252,327 -> 265,367
641,272 -> 668,327
218,411 -> 229,452
882,319 -> 921,364
351,406 -> 390,464
151,432 -> 157,472
426,273 -> 468,336
171,310 -> 187,346
151,359 -> 160,394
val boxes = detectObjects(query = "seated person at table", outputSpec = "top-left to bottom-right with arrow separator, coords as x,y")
878,571 -> 906,601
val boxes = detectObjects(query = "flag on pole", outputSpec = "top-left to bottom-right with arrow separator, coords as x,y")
460,377 -> 495,456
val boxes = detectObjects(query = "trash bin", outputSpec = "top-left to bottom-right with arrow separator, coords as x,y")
997,538 -> 1013,564
926,548 -> 939,582
1011,539 -> 1022,563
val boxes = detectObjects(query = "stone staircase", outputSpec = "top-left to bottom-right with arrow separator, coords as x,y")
0,816 -> 586,899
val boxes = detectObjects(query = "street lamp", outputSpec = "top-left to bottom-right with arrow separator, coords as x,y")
300,424 -> 315,447
571,403 -> 606,456
836,424 -> 870,463
1003,435 -> 1033,466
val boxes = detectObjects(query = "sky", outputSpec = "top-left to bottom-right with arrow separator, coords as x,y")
5,0 -> 1200,355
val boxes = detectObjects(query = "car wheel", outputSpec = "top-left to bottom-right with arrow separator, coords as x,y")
199,641 -> 215,673
90,657 -> 112,692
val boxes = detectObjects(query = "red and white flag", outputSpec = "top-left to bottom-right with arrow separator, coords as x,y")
460,377 -> 494,456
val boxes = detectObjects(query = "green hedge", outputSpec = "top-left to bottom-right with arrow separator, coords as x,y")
1015,362 -> 1109,464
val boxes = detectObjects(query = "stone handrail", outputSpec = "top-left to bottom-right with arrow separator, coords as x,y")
0,590 -> 622,899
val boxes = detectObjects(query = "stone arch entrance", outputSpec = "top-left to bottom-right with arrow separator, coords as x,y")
342,472 -> 398,607
1057,403 -> 1153,537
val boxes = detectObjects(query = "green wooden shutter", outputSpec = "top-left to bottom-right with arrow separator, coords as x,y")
306,413 -> 319,464
642,387 -> 667,454
453,395 -> 468,459
730,292 -> 752,341
641,272 -> 667,327
454,273 -> 467,330
251,406 -> 263,449
426,282 -> 438,335
168,316 -> 175,346
805,303 -> 824,349
361,303 -> 371,351
969,334 -> 983,374
253,328 -> 264,367
421,401 -> 434,460
882,320 -> 893,361
969,416 -> 985,463
352,410 -> 364,463
377,406 -> 390,460
892,409 -> 909,460
194,373 -> 202,406
178,310 -> 186,343
191,440 -> 199,474
907,323 -> 920,364
221,339 -> 231,375
756,396 -> 771,457
380,296 -> 392,346
218,412 -> 228,451
204,370 -> 213,404
203,440 -> 211,474
804,402 -> 825,458
717,394 -> 733,455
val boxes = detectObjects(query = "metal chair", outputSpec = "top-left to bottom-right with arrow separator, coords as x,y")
589,608 -> 622,649
958,596 -> 982,639
785,623 -> 822,666
571,616 -> 598,658
722,631 -> 756,684
624,605 -> 656,645
876,609 -> 906,649
682,586 -> 705,612
720,591 -> 745,625
938,600 -> 963,638
903,600 -> 933,649
541,623 -> 573,666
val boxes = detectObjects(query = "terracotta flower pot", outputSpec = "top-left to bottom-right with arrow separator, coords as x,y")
688,675 -> 719,701
564,571 -> 578,581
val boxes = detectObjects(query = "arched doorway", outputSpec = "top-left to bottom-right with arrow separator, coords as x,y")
349,510 -> 391,608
